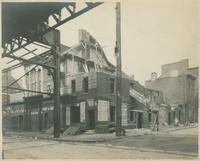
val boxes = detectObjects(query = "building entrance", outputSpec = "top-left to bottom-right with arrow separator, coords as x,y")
88,110 -> 95,129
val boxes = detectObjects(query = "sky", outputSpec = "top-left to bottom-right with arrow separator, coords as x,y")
58,0 -> 199,84
1,0 -> 199,85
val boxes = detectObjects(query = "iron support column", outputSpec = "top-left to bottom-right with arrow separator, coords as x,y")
53,46 -> 60,138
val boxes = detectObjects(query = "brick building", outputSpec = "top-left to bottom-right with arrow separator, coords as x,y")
3,29 -> 164,133
145,59 -> 199,125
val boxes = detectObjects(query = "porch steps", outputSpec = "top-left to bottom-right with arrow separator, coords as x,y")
62,125 -> 82,136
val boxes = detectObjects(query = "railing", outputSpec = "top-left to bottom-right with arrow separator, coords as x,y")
129,88 -> 150,105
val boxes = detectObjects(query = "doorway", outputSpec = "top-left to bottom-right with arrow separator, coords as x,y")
137,112 -> 143,129
44,113 -> 48,129
18,115 -> 23,130
88,110 -> 95,129
70,106 -> 80,123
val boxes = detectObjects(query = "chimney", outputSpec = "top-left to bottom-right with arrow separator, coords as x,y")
79,29 -> 89,42
151,72 -> 157,81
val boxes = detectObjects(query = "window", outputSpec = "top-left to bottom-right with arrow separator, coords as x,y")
26,73 -> 29,96
71,80 -> 76,93
31,69 -> 36,95
37,69 -> 41,92
110,78 -> 115,94
148,112 -> 152,122
130,82 -> 134,89
83,77 -> 88,93
130,111 -> 135,121
178,110 -> 181,121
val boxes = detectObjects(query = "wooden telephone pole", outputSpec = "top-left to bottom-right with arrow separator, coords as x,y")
115,2 -> 122,136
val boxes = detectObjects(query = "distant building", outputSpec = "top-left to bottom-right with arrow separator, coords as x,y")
4,29 -> 164,133
2,71 -> 25,130
145,59 -> 199,125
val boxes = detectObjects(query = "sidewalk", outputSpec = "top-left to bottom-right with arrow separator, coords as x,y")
4,124 -> 197,143
159,123 -> 198,133
4,128 -> 153,143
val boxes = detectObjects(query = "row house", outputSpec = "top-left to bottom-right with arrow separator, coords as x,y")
4,29 -> 164,133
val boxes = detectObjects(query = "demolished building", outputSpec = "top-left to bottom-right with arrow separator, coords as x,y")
3,29 -> 165,133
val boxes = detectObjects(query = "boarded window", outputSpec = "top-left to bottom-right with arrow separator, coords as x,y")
80,102 -> 86,122
98,100 -> 109,121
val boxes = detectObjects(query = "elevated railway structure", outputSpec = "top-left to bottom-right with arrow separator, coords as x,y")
1,2 -> 103,138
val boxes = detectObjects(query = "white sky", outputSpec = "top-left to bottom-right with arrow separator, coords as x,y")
58,0 -> 199,84
1,0 -> 199,85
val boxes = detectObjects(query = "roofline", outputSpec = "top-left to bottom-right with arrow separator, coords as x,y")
161,59 -> 189,67
188,66 -> 199,70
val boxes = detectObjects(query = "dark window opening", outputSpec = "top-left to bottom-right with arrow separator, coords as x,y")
83,77 -> 88,93
110,106 -> 115,122
110,78 -> 115,94
130,111 -> 135,121
71,80 -> 76,93
148,112 -> 152,122
130,82 -> 134,89
44,113 -> 48,129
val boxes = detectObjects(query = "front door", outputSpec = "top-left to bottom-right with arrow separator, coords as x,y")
137,112 -> 143,129
88,110 -> 95,129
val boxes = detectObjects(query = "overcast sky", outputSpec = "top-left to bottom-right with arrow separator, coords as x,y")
58,0 -> 199,84
2,0 -> 199,85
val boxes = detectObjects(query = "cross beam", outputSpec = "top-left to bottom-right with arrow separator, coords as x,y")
2,86 -> 53,95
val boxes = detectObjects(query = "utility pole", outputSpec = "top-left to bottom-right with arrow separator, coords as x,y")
115,2 -> 122,136
53,30 -> 61,138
